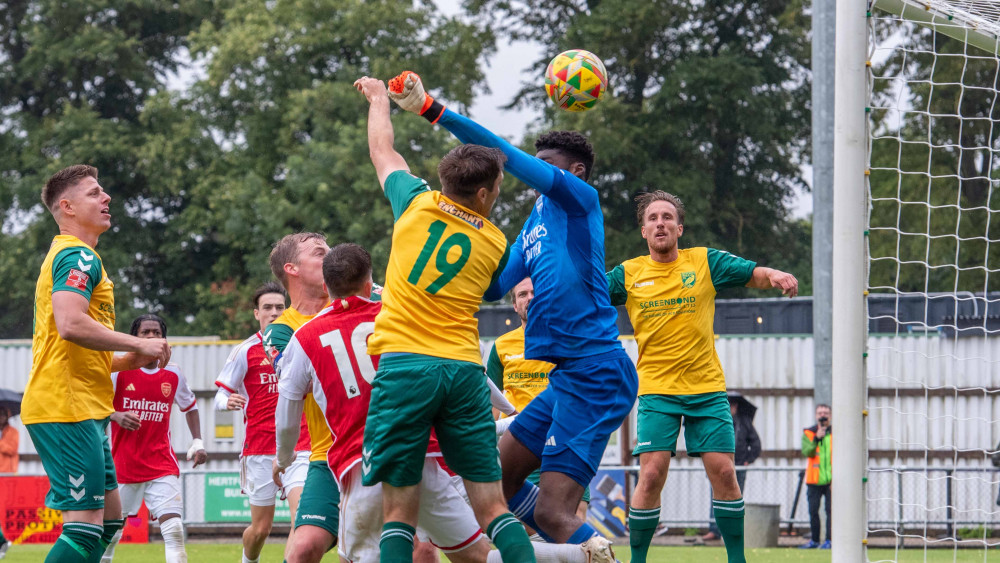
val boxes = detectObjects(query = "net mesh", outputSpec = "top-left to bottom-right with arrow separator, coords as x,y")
922,1 -> 1000,39
866,0 -> 1000,559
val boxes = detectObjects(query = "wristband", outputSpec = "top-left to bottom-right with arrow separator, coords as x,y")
421,99 -> 446,124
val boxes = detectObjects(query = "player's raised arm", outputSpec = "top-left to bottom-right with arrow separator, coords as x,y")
389,71 -> 597,213
355,76 -> 409,189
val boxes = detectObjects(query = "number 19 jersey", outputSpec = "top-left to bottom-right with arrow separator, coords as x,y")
368,171 -> 509,365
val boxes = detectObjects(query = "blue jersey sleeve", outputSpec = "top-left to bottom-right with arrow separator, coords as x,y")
437,109 -> 597,214
484,234 -> 527,302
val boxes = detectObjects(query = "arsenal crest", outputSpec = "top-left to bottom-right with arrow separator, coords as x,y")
161,382 -> 172,398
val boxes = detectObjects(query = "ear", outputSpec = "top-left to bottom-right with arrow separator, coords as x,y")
284,262 -> 298,279
477,186 -> 491,204
677,223 -> 684,237
570,162 -> 587,178
58,197 -> 74,217
252,308 -> 261,322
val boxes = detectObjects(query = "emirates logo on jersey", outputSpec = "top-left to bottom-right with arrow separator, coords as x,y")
161,382 -> 172,398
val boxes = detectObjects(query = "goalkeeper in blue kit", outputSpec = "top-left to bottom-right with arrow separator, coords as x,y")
389,71 -> 638,561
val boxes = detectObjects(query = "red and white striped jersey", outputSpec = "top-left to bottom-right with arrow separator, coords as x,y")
277,296 -> 440,485
111,364 -> 196,484
216,332 -> 310,456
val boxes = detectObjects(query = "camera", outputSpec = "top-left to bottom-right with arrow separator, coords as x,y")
819,416 -> 829,424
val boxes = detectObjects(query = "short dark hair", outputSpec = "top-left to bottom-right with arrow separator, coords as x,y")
535,131 -> 595,181
42,165 -> 99,211
269,233 -> 326,288
130,314 -> 167,338
253,281 -> 287,309
322,243 -> 372,298
437,144 -> 507,200
635,191 -> 685,226
816,403 -> 831,411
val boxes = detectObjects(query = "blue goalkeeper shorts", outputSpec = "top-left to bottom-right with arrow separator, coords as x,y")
509,348 -> 638,487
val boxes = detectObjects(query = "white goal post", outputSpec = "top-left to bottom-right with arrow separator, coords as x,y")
834,1 -> 1000,562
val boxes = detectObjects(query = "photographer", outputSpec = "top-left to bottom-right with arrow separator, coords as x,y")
800,404 -> 832,549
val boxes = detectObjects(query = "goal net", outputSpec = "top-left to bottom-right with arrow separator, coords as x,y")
864,0 -> 1000,560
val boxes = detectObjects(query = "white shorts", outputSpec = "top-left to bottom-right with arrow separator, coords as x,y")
241,455 -> 280,507
283,451 -> 311,495
338,458 -> 483,563
119,475 -> 183,519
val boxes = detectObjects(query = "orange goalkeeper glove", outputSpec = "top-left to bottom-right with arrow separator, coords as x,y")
388,71 -> 446,123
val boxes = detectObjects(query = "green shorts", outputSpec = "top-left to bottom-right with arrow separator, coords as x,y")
633,392 -> 734,457
526,469 -> 591,503
26,417 -> 118,511
362,354 -> 500,487
294,461 -> 340,541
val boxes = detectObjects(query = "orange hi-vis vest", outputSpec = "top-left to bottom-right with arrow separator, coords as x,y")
802,426 -> 832,486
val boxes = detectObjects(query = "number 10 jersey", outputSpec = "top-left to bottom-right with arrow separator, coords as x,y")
367,171 -> 509,365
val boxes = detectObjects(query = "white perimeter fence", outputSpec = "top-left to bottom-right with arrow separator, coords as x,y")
2,334 -> 998,529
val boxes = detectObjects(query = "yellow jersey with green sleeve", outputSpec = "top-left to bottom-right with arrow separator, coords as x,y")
606,247 -> 756,396
368,170 -> 509,365
266,306 -> 332,463
486,326 -> 554,415
23,235 -> 116,424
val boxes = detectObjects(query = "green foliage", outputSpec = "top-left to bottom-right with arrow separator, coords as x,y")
467,0 -> 814,290
0,0 -> 493,338
0,0 -> 819,339
868,27 -> 1000,294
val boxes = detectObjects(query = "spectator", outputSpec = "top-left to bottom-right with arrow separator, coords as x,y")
704,393 -> 761,541
0,406 -> 18,474
800,404 -> 832,549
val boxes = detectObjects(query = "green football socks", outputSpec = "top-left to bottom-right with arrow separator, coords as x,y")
713,498 -> 747,563
486,513 -> 536,563
628,506 -> 660,563
46,522 -> 103,563
88,518 -> 124,562
380,521 -> 416,563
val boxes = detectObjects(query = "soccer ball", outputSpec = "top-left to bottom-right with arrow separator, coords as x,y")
544,49 -> 608,112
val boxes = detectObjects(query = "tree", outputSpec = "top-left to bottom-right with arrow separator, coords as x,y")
0,0 -> 215,338
467,0 -> 813,291
0,0 -> 496,338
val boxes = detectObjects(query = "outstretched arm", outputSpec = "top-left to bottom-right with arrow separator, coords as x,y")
389,72 -> 597,213
355,76 -> 409,189
746,267 -> 799,297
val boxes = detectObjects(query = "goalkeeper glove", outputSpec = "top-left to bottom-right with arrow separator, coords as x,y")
388,71 -> 446,123
187,438 -> 205,461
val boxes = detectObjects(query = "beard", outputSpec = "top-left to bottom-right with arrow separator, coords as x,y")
647,234 -> 676,255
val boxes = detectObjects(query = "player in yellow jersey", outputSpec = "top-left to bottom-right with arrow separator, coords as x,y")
23,165 -> 170,563
354,76 -> 535,563
485,277 -> 590,528
261,232 -> 337,563
606,191 -> 798,563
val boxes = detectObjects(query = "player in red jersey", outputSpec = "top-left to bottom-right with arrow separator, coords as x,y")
101,314 -> 207,563
273,244 -> 589,563
213,282 -> 311,563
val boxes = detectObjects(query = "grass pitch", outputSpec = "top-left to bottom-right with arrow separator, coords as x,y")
3,543 -> 1000,562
